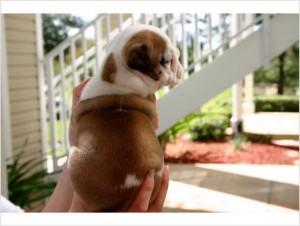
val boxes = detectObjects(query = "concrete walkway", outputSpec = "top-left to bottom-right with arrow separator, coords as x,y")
163,113 -> 299,213
163,164 -> 299,213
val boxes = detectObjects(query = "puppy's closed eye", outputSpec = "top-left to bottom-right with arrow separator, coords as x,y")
160,58 -> 170,66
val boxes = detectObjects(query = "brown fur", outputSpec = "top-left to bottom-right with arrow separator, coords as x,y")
68,94 -> 163,212
123,30 -> 167,81
102,53 -> 117,83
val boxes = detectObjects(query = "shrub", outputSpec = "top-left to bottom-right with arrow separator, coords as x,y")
201,88 -> 232,118
7,148 -> 61,210
254,95 -> 299,112
246,133 -> 273,144
158,112 -> 198,148
189,115 -> 229,141
230,133 -> 249,152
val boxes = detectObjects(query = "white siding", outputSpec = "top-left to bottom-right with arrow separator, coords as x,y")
5,14 -> 42,157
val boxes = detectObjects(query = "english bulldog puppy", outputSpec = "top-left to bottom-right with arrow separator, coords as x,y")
68,24 -> 183,212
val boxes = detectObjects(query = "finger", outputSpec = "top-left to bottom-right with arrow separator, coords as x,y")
69,78 -> 91,145
148,166 -> 170,212
68,193 -> 88,212
126,170 -> 155,212
72,78 -> 91,109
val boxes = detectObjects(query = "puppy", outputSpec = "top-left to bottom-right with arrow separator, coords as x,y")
68,24 -> 183,212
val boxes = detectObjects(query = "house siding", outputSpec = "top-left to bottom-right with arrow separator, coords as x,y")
4,14 -> 43,157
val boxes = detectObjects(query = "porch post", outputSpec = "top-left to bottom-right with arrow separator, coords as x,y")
243,14 -> 255,114
230,14 -> 243,135
1,15 -> 12,197
36,14 -> 47,158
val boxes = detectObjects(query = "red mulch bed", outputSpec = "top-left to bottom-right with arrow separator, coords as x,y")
164,134 -> 299,165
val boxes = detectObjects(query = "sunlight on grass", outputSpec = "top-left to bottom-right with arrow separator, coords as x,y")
46,119 -> 70,157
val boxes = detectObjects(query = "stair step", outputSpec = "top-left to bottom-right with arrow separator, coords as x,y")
272,139 -> 299,149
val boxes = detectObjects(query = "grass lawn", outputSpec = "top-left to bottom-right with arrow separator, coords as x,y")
46,119 -> 70,157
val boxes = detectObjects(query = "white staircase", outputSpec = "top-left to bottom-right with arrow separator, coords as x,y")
157,14 -> 299,134
42,14 -> 299,171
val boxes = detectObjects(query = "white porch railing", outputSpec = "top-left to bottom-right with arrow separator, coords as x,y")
42,13 -> 267,171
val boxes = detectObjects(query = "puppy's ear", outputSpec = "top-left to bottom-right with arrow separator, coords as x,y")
127,44 -> 159,81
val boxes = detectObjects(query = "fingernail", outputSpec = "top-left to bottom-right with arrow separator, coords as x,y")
148,169 -> 155,179
165,165 -> 170,174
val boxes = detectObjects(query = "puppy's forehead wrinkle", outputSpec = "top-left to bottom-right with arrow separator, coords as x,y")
125,30 -> 167,59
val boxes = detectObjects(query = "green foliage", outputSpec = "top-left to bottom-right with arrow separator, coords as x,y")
254,43 -> 299,94
201,88 -> 232,118
7,145 -> 61,210
254,95 -> 299,112
158,89 -> 232,146
158,112 -> 198,146
42,14 -> 84,53
188,89 -> 232,142
246,133 -> 273,144
230,133 -> 248,152
189,115 -> 229,141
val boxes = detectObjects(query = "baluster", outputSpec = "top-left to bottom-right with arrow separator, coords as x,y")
207,14 -> 213,63
82,32 -> 88,80
106,14 -> 111,43
131,13 -> 136,25
59,50 -> 68,153
153,14 -> 158,26
167,14 -> 176,46
181,13 -> 188,79
218,14 -> 224,56
46,57 -> 58,170
70,38 -> 78,87
194,13 -> 201,72
161,14 -> 166,29
94,19 -> 101,71
118,14 -> 123,32
141,14 -> 147,24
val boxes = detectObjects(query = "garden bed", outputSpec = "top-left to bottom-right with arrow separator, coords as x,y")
164,134 -> 299,165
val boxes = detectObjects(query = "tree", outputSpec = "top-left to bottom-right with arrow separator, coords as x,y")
42,14 -> 84,54
277,52 -> 286,95
254,43 -> 299,95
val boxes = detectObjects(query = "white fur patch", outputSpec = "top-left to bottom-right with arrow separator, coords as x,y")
69,146 -> 81,154
156,167 -> 163,178
156,163 -> 164,178
121,174 -> 142,189
67,146 -> 82,171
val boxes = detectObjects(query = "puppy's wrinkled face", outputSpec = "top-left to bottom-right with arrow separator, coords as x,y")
123,30 -> 182,88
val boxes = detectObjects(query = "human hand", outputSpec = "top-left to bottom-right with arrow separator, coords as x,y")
69,78 -> 91,146
69,166 -> 170,212
126,166 -> 169,212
